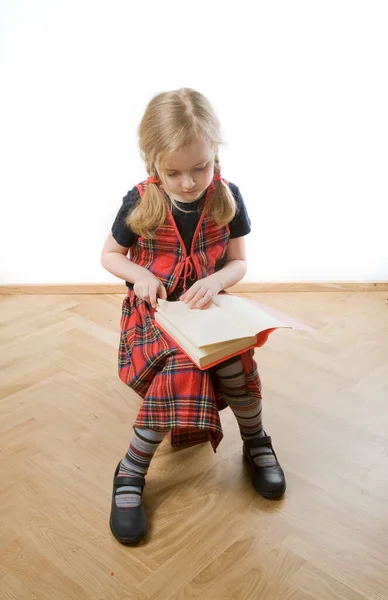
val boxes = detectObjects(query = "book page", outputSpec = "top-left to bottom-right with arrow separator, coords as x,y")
155,312 -> 257,369
156,299 -> 253,348
212,294 -> 306,334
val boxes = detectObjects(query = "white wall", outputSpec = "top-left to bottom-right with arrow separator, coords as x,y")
1,0 -> 387,284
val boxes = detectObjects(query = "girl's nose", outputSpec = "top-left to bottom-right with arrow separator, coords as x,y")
181,173 -> 195,190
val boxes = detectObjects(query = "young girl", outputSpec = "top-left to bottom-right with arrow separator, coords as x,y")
101,88 -> 285,545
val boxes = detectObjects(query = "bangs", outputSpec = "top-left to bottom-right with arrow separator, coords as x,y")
157,126 -> 218,173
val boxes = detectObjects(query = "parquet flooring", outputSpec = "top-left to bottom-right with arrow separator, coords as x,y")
1,292 -> 387,599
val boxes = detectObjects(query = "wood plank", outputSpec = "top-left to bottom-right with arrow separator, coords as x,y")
1,281 -> 388,294
0,291 -> 387,599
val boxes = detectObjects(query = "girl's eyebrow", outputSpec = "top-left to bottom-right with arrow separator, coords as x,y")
166,159 -> 209,172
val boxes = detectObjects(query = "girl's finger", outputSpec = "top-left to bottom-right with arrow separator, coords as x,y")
149,284 -> 157,308
196,290 -> 213,309
140,288 -> 149,303
187,287 -> 206,309
199,299 -> 213,310
181,286 -> 197,303
134,285 -> 146,302
158,283 -> 167,300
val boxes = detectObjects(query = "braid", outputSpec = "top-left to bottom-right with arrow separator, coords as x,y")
146,161 -> 159,180
210,152 -> 236,226
214,153 -> 221,177
128,161 -> 165,237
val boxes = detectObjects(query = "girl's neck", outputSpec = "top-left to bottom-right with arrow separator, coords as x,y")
164,188 -> 208,205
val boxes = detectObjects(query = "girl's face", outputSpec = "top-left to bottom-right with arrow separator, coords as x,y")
159,139 -> 215,203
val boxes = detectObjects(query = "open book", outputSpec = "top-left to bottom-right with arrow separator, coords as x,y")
155,294 -> 309,369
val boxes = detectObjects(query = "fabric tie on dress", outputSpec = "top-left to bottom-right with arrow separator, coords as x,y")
176,255 -> 197,292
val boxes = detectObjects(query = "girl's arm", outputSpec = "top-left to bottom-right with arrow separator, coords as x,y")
101,233 -> 149,282
101,233 -> 167,307
208,236 -> 248,291
181,236 -> 248,309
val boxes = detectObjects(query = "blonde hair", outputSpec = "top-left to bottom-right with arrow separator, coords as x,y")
128,88 -> 236,238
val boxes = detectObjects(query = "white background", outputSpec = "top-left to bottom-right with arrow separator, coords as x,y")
1,0 -> 387,284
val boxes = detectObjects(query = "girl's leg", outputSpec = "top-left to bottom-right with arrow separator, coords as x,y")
110,427 -> 170,545
115,427 -> 170,508
215,358 -> 276,467
215,357 -> 285,497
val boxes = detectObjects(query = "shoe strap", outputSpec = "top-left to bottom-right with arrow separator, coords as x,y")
244,435 -> 272,449
114,476 -> 145,488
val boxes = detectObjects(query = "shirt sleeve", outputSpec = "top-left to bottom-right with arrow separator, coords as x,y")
228,183 -> 252,238
111,187 -> 140,247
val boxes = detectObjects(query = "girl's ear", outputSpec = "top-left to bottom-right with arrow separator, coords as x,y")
152,160 -> 164,185
214,152 -> 222,176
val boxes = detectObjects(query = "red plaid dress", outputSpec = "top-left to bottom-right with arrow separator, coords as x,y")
118,180 -> 262,451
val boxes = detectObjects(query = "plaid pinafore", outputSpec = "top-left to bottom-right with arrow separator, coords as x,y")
118,180 -> 262,451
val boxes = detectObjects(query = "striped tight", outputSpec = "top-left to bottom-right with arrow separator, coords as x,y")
115,428 -> 169,508
115,357 -> 275,508
215,358 -> 277,468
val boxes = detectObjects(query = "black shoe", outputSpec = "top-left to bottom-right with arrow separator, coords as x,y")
243,435 -> 286,499
109,462 -> 147,545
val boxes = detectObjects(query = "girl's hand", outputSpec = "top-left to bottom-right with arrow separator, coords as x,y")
134,273 -> 167,308
180,276 -> 222,309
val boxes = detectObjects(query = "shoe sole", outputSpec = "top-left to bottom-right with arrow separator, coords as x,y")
254,484 -> 286,499
243,450 -> 286,499
109,518 -> 146,545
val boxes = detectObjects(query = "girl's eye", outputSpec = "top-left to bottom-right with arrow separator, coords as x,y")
167,164 -> 206,177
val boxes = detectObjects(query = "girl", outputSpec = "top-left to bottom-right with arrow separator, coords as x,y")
101,88 -> 285,545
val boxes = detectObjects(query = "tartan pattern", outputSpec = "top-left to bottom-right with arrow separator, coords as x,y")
130,221 -> 185,293
118,292 -> 224,450
118,180 -> 262,451
131,181 -> 230,295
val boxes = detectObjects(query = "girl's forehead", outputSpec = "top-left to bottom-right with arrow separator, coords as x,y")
163,139 -> 214,171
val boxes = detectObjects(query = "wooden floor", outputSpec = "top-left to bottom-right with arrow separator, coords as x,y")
1,292 -> 388,600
